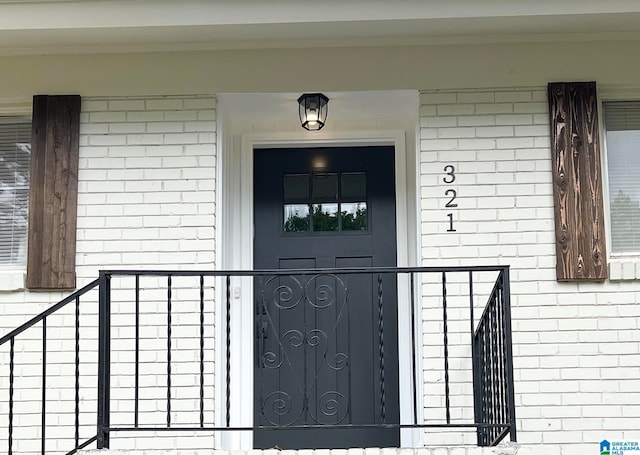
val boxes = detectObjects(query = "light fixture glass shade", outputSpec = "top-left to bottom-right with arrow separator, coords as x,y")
298,93 -> 329,131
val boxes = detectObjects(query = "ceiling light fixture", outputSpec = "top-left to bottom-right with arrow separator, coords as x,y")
298,93 -> 329,131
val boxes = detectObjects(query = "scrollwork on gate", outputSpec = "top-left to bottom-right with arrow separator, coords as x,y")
257,273 -> 351,426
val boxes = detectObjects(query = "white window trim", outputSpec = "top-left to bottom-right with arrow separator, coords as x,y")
598,85 -> 640,280
0,271 -> 26,291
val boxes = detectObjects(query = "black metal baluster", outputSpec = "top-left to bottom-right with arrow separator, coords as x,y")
135,275 -> 140,428
478,323 -> 485,446
226,275 -> 231,428
491,296 -> 499,442
97,272 -> 111,449
487,302 -> 495,444
492,299 -> 499,441
302,274 -> 308,422
482,324 -> 489,446
200,274 -> 205,428
442,272 -> 450,424
497,295 -> 503,441
486,317 -> 492,445
9,337 -> 14,455
497,283 -> 506,438
377,274 -> 386,424
410,272 -> 418,425
470,271 -> 481,443
41,317 -> 47,455
167,275 -> 172,428
477,326 -> 484,446
501,268 -> 517,442
75,296 -> 81,449
257,277 -> 265,425
487,320 -> 492,446
345,275 -> 353,424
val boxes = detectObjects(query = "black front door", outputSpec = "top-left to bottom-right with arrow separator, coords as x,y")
253,146 -> 399,449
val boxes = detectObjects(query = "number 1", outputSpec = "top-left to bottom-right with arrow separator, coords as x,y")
446,213 -> 456,232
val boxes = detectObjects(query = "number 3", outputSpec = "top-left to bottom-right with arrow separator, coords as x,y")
443,165 -> 456,184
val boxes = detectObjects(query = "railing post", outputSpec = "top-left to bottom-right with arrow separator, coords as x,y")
469,271 -> 483,444
472,331 -> 483,445
97,271 -> 111,449
501,267 -> 517,442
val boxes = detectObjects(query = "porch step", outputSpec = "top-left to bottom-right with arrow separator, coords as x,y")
81,445 -> 525,455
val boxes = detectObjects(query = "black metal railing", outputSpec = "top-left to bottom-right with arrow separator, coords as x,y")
0,280 -> 100,455
472,269 -> 516,446
0,266 -> 516,453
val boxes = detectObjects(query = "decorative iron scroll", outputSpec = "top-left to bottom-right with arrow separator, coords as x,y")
257,274 -> 351,426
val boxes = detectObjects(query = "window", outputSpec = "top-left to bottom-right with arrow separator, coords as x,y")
604,101 -> 640,254
283,172 -> 368,233
0,117 -> 31,266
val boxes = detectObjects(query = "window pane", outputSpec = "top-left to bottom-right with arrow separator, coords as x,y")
284,204 -> 309,232
341,173 -> 366,200
0,118 -> 31,266
341,202 -> 367,231
312,173 -> 338,202
604,101 -> 640,131
284,174 -> 309,203
606,129 -> 640,252
312,203 -> 338,231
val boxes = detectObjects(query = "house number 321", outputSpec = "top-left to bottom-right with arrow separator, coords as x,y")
443,165 -> 457,232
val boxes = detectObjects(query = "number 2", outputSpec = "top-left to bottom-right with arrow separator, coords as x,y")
445,189 -> 458,208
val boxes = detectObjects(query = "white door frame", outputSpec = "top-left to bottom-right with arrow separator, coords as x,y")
215,128 -> 422,449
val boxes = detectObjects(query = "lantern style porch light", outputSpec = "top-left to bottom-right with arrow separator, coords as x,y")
298,93 -> 329,131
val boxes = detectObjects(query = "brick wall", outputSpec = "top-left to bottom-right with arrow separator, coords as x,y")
77,95 -> 217,277
419,88 -> 640,449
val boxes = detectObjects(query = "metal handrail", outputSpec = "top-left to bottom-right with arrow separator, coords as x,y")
0,278 -> 100,455
101,265 -> 509,276
96,266 -> 516,449
0,278 -> 99,347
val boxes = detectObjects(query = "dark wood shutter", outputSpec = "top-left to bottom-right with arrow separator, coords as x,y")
26,95 -> 81,289
548,82 -> 607,281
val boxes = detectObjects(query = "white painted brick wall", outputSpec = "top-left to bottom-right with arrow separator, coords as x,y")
78,96 -> 218,452
77,95 -> 216,277
0,95 -> 218,454
419,88 -> 640,447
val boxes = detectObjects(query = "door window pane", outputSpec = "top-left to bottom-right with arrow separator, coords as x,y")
284,174 -> 309,203
341,202 -> 367,231
284,204 -> 310,232
312,203 -> 338,231
312,173 -> 338,202
341,173 -> 366,201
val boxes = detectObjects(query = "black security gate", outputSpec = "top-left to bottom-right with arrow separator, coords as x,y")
253,147 -> 399,448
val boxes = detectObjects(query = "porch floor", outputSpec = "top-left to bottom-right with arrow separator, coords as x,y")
80,445 -> 531,455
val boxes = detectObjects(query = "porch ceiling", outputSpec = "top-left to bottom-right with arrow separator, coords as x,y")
1,0 -> 640,55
